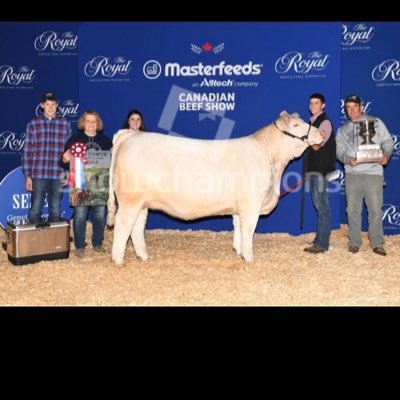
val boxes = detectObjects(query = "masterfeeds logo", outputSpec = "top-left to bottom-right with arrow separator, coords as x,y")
371,59 -> 400,86
143,59 -> 262,79
166,61 -> 261,77
190,42 -> 225,55
34,31 -> 78,52
84,56 -> 132,78
143,60 -> 162,79
275,51 -> 330,74
0,65 -> 35,86
341,23 -> 375,46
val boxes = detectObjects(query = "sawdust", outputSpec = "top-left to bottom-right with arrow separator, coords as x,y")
1,223 -> 399,306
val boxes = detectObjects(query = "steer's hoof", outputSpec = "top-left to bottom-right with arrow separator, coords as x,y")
137,253 -> 149,261
233,246 -> 241,255
242,254 -> 254,262
112,257 -> 124,267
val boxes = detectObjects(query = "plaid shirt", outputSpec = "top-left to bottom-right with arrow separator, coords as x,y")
22,115 -> 72,179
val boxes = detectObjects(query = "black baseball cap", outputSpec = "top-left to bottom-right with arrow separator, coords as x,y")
41,92 -> 58,103
344,94 -> 361,105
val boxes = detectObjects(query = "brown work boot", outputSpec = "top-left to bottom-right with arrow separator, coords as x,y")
373,247 -> 386,256
304,244 -> 326,254
348,245 -> 359,253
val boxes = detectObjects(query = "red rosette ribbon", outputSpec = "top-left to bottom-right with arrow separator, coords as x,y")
70,142 -> 88,165
69,141 -> 87,190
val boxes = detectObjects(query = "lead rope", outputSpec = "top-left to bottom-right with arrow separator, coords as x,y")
279,175 -> 309,199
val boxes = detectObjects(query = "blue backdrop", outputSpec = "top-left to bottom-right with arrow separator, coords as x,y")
340,22 -> 400,234
0,21 -> 398,235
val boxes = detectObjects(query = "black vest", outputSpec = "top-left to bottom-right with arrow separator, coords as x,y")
303,112 -> 336,176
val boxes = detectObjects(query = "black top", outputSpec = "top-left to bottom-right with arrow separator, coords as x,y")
59,131 -> 113,169
303,112 -> 336,176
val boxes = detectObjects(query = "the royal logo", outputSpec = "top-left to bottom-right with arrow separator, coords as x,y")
0,65 -> 35,85
371,59 -> 400,82
340,99 -> 372,117
34,31 -> 78,52
58,99 -> 80,118
190,42 -> 225,54
84,56 -> 132,78
391,134 -> 400,157
35,99 -> 80,118
382,204 -> 400,226
0,131 -> 24,152
274,51 -> 330,74
338,170 -> 346,188
341,23 -> 375,46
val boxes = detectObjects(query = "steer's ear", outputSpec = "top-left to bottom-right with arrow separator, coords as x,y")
280,111 -> 289,117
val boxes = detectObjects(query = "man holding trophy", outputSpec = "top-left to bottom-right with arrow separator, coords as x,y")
336,94 -> 394,256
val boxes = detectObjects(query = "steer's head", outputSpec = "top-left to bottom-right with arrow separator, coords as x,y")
276,111 -> 325,158
280,111 -> 325,145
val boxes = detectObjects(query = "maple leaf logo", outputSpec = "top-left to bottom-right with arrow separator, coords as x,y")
190,42 -> 225,55
202,42 -> 213,52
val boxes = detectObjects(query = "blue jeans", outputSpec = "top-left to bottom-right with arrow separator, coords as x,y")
29,178 -> 62,223
73,205 -> 106,250
309,173 -> 331,250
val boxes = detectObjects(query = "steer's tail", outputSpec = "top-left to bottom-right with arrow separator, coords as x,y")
107,129 -> 133,227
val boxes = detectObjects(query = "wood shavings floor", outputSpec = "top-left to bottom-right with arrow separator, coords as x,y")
1,224 -> 399,305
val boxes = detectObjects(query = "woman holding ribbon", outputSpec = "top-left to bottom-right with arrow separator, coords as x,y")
60,110 -> 112,258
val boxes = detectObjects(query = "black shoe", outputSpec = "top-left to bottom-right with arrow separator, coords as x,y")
373,247 -> 386,256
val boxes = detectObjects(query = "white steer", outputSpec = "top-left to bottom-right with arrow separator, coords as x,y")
107,111 -> 324,265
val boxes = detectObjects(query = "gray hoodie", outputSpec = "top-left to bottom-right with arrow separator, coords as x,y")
336,113 -> 394,176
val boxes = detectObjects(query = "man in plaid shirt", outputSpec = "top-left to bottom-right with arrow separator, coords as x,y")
22,92 -> 72,223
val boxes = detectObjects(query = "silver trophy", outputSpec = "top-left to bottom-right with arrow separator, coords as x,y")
355,119 -> 384,162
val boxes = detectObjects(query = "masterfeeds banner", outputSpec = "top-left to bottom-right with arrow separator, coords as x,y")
77,21 -> 341,234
